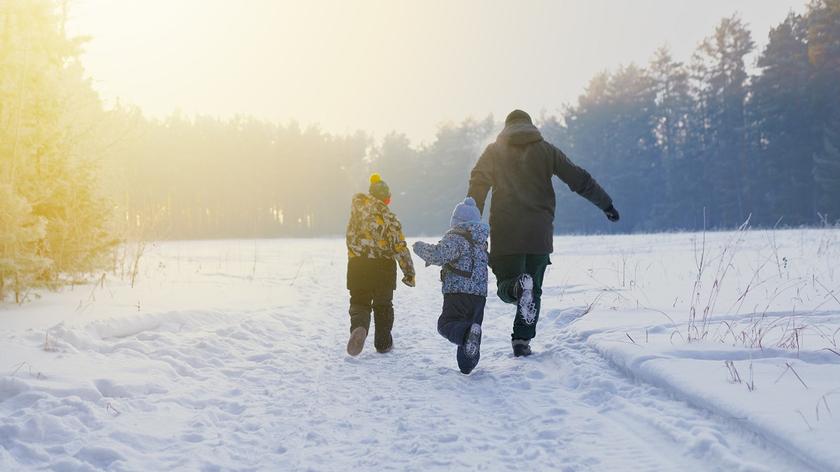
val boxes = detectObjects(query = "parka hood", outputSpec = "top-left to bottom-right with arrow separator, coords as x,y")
352,192 -> 388,212
450,221 -> 489,243
497,122 -> 543,146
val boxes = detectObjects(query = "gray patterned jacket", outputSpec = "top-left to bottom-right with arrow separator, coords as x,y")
412,222 -> 489,296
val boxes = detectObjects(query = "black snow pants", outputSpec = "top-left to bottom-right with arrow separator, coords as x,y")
349,288 -> 394,352
347,256 -> 396,352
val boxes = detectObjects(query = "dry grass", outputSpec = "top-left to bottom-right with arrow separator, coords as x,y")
687,214 -> 751,342
10,361 -> 44,380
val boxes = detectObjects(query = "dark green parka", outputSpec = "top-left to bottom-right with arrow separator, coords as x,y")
467,120 -> 613,256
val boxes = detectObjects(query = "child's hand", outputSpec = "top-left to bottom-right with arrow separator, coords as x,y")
402,275 -> 416,287
412,241 -> 424,254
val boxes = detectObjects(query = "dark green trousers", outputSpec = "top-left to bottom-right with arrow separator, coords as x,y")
490,254 -> 551,341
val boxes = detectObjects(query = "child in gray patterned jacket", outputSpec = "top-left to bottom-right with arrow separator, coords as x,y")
412,197 -> 489,374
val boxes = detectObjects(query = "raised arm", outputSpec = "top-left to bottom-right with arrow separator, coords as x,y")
551,144 -> 613,211
467,145 -> 494,215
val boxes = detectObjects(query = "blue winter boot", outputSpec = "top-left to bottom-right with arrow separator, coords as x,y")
457,324 -> 482,374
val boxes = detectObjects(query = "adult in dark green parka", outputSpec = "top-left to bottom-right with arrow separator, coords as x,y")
468,109 -> 620,356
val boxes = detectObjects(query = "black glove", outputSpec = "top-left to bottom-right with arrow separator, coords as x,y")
604,205 -> 620,222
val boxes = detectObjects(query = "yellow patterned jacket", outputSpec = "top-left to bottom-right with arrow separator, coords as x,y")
346,193 -> 415,283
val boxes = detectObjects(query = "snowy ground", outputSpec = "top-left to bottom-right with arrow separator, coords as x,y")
1,229 -> 839,471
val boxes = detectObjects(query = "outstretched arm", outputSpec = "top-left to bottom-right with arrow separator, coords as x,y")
551,144 -> 614,212
412,235 -> 465,267
467,145 -> 494,215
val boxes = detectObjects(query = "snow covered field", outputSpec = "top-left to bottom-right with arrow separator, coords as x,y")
1,229 -> 839,471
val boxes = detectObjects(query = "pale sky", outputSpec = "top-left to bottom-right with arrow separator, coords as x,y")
68,0 -> 808,143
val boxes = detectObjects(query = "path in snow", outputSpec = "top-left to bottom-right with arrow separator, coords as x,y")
1,238 -> 823,471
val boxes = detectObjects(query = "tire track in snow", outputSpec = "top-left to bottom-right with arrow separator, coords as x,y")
536,307 -> 818,472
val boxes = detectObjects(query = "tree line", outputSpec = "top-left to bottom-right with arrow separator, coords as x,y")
2,0 -> 839,301
100,1 -> 840,238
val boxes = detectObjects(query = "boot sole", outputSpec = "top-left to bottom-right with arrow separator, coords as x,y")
346,327 -> 368,356
464,324 -> 482,358
518,275 -> 537,325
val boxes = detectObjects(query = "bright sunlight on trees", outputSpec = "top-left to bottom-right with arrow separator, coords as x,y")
0,0 -> 115,302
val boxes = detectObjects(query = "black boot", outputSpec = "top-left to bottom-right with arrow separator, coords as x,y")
373,305 -> 394,353
512,338 -> 532,357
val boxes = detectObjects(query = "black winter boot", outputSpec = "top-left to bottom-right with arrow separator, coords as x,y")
512,338 -> 532,357
373,305 -> 394,353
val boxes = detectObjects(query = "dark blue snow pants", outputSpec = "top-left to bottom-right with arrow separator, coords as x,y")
437,293 -> 486,345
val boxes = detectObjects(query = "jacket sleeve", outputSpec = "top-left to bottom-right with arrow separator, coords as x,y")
345,203 -> 357,255
385,213 -> 415,278
551,144 -> 613,211
412,235 -> 465,267
467,145 -> 494,215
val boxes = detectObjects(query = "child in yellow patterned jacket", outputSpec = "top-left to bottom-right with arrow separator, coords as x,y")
345,173 -> 415,356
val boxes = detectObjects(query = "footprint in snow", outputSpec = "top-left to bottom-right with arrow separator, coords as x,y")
547,407 -> 568,416
246,353 -> 273,362
182,433 -> 204,443
537,429 -> 564,440
514,381 -> 532,390
527,370 -> 546,380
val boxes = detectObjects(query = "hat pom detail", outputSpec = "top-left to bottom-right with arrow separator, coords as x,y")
370,173 -> 382,184
450,196 -> 482,227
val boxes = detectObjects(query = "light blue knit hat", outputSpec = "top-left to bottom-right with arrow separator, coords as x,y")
450,197 -> 481,227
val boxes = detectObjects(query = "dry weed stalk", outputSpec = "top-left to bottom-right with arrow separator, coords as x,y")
774,362 -> 809,390
725,360 -> 742,384
687,213 -> 751,342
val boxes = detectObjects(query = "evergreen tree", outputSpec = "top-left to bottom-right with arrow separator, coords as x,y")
0,185 -> 49,302
807,0 -> 840,220
371,132 -> 426,233
814,113 -> 840,217
561,72 -> 615,233
0,0 -> 114,301
751,13 -> 817,225
608,65 -> 660,231
562,67 -> 658,232
691,15 -> 755,228
649,47 -> 704,229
